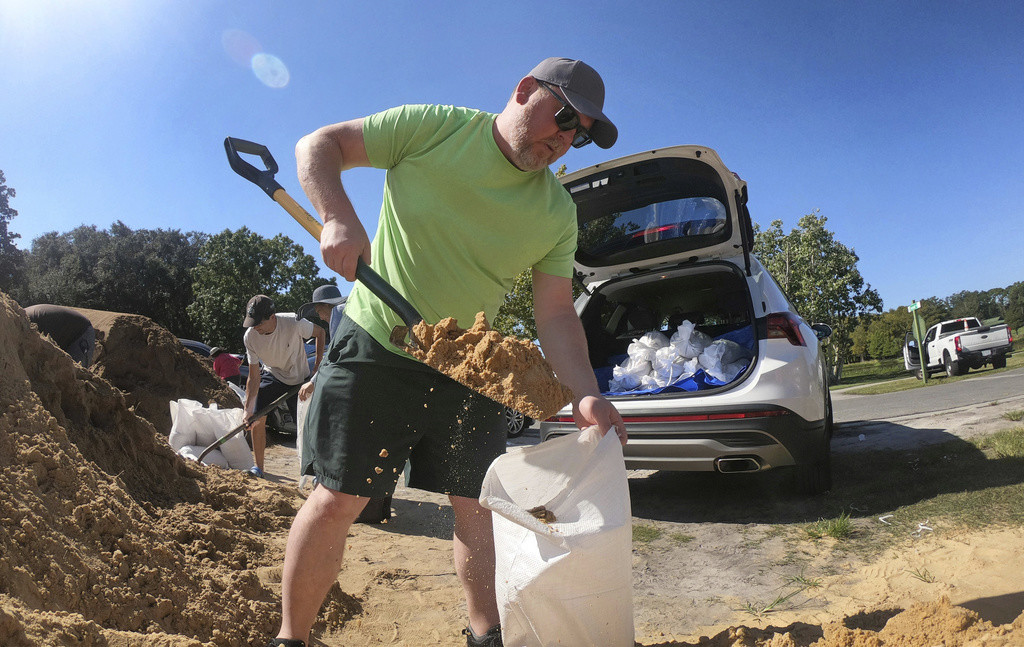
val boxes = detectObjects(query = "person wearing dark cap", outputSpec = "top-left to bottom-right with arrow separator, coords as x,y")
25,304 -> 96,367
242,294 -> 325,478
268,57 -> 625,647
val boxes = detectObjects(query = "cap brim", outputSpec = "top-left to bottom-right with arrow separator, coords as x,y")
297,303 -> 317,321
561,86 -> 617,148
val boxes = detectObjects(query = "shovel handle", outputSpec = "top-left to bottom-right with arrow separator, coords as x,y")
196,383 -> 303,465
224,136 -> 423,330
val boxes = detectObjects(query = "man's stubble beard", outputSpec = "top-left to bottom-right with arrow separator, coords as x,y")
506,109 -> 558,172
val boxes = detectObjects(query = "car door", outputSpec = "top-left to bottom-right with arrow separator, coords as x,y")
903,332 -> 921,371
924,326 -> 939,366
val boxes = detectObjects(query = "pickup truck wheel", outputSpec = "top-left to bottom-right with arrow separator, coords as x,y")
943,352 -> 961,377
992,356 -> 1007,369
914,368 -> 923,380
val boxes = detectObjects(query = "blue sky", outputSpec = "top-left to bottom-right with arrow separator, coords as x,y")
2,1 -> 1022,311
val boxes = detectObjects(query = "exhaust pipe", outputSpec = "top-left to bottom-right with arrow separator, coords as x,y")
715,457 -> 761,473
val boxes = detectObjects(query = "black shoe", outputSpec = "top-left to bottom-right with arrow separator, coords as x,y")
463,624 -> 503,647
267,639 -> 305,647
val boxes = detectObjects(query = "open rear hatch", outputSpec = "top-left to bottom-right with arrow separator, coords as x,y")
560,146 -> 758,398
561,146 -> 755,284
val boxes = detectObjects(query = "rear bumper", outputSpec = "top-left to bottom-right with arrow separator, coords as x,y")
959,346 -> 1012,363
540,407 -> 826,472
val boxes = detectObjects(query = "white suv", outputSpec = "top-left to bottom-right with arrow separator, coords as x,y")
540,146 -> 834,495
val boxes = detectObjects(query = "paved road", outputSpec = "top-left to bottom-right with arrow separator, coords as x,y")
832,366 -> 1024,423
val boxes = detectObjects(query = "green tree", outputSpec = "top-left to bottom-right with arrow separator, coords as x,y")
754,210 -> 882,382
1004,281 -> 1024,331
23,222 -> 206,337
866,307 -> 912,359
188,227 -> 329,350
0,170 -> 26,299
849,317 -> 872,362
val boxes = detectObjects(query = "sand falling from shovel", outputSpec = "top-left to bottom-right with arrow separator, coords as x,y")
392,312 -> 573,421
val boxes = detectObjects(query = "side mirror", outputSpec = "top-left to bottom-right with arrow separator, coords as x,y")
810,323 -> 833,341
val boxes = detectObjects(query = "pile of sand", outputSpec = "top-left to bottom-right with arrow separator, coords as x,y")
75,307 -> 239,434
641,596 -> 1023,645
399,312 -> 574,420
2,289 -> 1022,646
0,292 -> 352,646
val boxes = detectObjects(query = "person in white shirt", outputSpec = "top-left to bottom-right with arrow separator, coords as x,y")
242,294 -> 325,477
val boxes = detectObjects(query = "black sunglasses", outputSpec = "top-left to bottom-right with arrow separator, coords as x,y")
537,80 -> 593,148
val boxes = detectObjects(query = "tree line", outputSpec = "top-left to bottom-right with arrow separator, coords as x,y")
1,171 -> 1018,373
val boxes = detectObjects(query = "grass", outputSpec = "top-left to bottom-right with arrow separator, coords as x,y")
1003,410 -> 1024,422
975,427 -> 1024,458
739,576 -> 820,619
836,349 -> 1023,396
632,523 -> 662,543
828,427 -> 1024,552
833,357 -> 908,389
804,511 -> 854,540
906,567 -> 937,583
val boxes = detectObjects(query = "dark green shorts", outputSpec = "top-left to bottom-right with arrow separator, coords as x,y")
301,315 -> 506,498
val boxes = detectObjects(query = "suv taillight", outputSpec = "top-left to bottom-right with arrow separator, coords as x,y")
955,336 -> 962,353
1009,327 -> 1014,344
766,312 -> 807,346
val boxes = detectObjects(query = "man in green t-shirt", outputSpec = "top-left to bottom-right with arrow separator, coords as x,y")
269,57 -> 626,647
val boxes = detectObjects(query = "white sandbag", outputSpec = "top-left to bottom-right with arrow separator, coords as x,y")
480,426 -> 634,647
706,360 -> 748,384
626,331 -> 669,363
608,356 -> 650,391
177,445 -> 229,468
169,399 -> 253,470
669,320 -> 711,359
295,394 -> 314,489
698,339 -> 751,375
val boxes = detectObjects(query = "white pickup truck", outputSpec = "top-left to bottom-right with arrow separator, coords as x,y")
903,317 -> 1014,378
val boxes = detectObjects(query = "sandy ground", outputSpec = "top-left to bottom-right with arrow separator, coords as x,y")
2,290 -> 1023,646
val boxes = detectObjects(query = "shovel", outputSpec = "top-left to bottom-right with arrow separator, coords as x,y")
223,137 -> 573,420
197,383 -> 302,465
223,137 -> 422,336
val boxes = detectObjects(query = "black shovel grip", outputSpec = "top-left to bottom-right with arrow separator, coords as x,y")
355,259 -> 423,330
224,137 -> 284,198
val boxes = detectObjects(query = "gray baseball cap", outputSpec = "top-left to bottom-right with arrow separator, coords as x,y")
529,57 -> 617,149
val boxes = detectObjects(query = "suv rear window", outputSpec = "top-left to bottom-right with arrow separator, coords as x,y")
568,157 -> 732,268
578,196 -> 727,257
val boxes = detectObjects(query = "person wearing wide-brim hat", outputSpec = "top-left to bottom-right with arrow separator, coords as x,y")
297,284 -> 347,339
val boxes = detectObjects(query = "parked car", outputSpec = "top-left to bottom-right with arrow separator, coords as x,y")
538,145 -> 834,495
903,317 -> 1013,379
504,407 -> 534,438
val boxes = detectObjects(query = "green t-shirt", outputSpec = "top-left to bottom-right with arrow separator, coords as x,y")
346,104 -> 578,355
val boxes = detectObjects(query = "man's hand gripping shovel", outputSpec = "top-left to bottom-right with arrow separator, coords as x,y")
223,137 -> 425,344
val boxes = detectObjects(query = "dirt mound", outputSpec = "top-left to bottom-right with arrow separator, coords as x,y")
76,307 -> 240,434
3,289 -> 1022,646
640,597 -> 1023,645
0,292 -> 304,646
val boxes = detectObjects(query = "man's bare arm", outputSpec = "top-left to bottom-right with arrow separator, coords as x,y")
295,118 -> 372,281
532,270 -> 626,444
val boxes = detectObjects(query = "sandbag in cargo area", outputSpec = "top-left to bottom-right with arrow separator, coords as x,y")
576,264 -> 756,396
